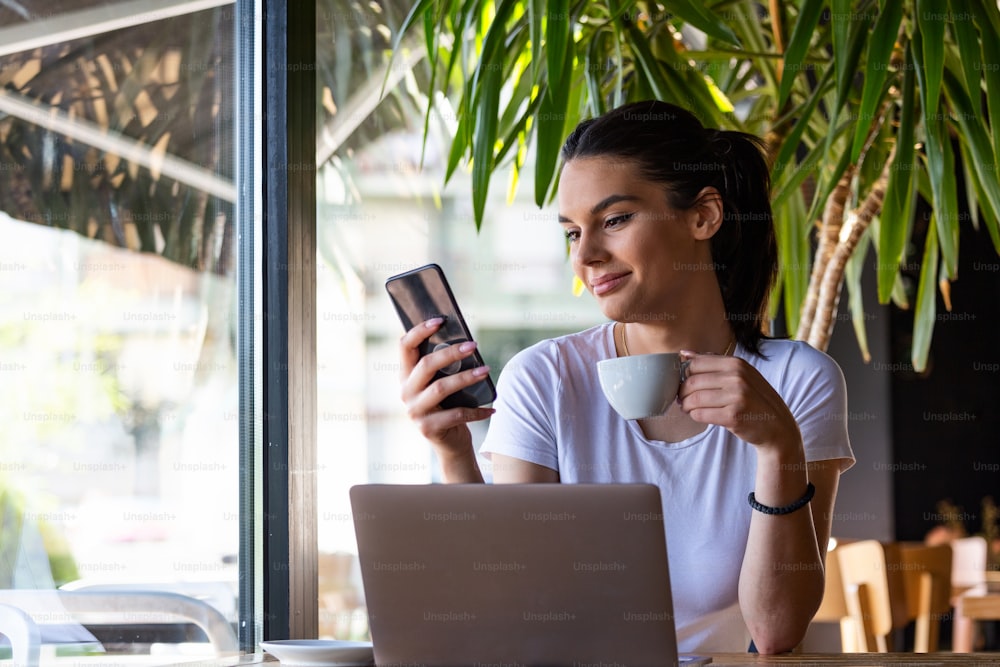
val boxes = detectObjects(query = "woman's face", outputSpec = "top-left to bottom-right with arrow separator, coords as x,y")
557,156 -> 714,324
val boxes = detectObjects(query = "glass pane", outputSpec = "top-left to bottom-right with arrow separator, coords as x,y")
314,1 -> 603,640
0,1 -> 238,661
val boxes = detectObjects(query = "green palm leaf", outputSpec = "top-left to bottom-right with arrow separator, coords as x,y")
878,54 -> 917,303
777,0 -> 825,108
911,214 -> 940,372
663,0 -> 741,47
851,1 -> 904,162
975,0 -> 1000,166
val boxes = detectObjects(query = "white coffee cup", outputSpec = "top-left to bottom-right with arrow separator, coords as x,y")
597,353 -> 687,420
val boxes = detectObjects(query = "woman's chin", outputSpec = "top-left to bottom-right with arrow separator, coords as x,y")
596,305 -> 627,323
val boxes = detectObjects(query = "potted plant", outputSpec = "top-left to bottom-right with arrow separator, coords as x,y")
390,0 -> 1000,370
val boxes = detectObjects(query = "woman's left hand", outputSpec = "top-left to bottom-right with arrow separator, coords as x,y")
676,351 -> 801,454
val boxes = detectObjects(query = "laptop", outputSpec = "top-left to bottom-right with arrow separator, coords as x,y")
350,483 -> 711,667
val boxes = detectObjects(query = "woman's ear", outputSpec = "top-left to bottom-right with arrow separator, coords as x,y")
689,187 -> 724,240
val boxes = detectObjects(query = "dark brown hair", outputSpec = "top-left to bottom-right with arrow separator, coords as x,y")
560,100 -> 777,355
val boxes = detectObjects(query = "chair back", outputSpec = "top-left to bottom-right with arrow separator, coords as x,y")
813,539 -> 857,651
949,535 -> 989,652
815,540 -> 848,622
950,535 -> 987,590
836,540 -> 896,651
836,540 -> 912,652
898,542 -> 952,652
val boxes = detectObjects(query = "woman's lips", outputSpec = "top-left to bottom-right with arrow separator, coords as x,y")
591,272 -> 629,296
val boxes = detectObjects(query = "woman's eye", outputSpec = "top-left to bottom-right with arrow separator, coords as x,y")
605,213 -> 634,228
564,229 -> 581,242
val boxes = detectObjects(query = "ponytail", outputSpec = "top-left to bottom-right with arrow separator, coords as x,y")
560,101 -> 777,355
705,130 -> 777,355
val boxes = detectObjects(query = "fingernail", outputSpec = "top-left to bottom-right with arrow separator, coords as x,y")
425,317 -> 444,327
459,341 -> 478,353
472,365 -> 490,376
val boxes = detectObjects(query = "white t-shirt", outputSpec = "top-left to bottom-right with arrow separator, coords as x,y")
479,322 -> 855,653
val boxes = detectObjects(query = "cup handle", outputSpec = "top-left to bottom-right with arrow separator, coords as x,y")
679,359 -> 692,384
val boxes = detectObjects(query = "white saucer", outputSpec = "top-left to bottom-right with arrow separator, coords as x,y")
260,639 -> 374,666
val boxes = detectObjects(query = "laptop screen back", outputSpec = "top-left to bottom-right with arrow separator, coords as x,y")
350,483 -> 680,667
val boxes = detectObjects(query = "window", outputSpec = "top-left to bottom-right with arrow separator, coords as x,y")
0,0 -> 242,658
1,1 -> 605,659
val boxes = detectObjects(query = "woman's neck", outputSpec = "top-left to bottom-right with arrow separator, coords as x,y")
622,281 -> 734,356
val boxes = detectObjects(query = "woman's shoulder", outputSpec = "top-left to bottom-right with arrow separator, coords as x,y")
753,337 -> 844,371
750,338 -> 847,396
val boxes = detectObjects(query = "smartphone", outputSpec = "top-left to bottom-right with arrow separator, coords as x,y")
385,264 -> 496,409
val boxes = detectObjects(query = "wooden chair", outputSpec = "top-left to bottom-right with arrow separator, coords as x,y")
812,539 -> 857,651
319,551 -> 368,640
836,540 -> 907,652
898,542 -> 952,652
837,540 -> 953,653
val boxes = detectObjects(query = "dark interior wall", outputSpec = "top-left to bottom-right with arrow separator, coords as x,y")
825,255 -> 895,541
772,254 -> 895,541
889,220 -> 1000,542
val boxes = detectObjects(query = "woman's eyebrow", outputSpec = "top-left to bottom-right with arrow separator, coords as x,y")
590,194 -> 640,214
558,194 -> 641,223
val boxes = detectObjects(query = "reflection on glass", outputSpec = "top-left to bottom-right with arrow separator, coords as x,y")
0,2 -> 237,660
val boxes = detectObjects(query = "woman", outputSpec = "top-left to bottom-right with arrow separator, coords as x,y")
399,100 -> 854,654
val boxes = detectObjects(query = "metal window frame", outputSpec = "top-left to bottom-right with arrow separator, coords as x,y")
237,0 -> 318,650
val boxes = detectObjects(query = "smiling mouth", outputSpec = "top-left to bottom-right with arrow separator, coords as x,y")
590,273 -> 629,296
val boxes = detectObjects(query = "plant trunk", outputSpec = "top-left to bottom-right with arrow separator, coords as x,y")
807,165 -> 891,351
796,167 -> 855,341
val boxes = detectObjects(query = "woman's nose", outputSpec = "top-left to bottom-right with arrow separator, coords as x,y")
574,231 -> 607,265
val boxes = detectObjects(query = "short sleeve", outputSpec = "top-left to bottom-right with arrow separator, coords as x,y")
778,343 -> 855,472
478,342 -> 561,472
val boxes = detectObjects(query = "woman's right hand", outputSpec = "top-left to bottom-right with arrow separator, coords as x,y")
399,317 -> 495,479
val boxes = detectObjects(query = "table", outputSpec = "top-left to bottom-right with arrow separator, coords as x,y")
243,651 -> 1000,666
953,574 -> 1000,652
707,653 -> 1000,665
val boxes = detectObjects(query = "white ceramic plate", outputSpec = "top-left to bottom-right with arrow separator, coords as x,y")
260,639 -> 374,666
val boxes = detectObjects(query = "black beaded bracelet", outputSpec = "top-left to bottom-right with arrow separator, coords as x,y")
747,482 -> 815,515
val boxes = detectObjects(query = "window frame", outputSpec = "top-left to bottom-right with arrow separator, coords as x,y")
238,0 -> 318,649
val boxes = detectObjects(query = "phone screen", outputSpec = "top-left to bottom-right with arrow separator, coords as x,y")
385,264 -> 496,408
